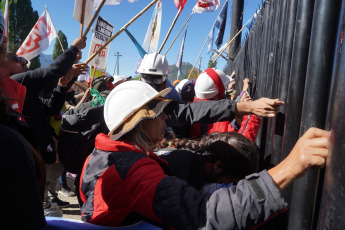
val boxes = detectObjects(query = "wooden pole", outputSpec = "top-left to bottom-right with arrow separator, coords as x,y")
86,0 -> 158,64
187,0 -> 229,79
164,12 -> 194,56
213,49 -> 228,61
158,7 -> 182,54
83,0 -> 106,37
212,25 -> 246,64
79,0 -> 86,37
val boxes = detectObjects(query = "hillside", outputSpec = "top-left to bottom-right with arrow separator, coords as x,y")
40,53 -> 53,67
168,62 -> 195,82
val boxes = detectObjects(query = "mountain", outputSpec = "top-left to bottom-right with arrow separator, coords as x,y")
40,53 -> 53,68
168,62 -> 196,82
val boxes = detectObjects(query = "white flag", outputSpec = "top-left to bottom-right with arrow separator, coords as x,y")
74,0 -> 94,26
193,0 -> 220,14
4,0 -> 8,36
93,0 -> 138,10
16,10 -> 57,61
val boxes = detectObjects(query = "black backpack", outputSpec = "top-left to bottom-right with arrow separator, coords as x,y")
57,101 -> 108,174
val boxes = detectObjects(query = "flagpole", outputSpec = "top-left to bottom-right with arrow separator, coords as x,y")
86,0 -> 159,64
79,0 -> 86,37
213,49 -> 228,61
164,12 -> 194,56
158,7 -> 182,54
45,6 -> 65,52
212,24 -> 246,64
83,0 -> 106,37
187,0 -> 229,79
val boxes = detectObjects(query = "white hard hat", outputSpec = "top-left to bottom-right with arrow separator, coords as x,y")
112,75 -> 132,84
194,68 -> 232,99
137,52 -> 171,76
104,80 -> 172,140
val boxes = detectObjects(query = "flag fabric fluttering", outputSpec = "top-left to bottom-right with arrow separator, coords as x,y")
174,0 -> 187,11
93,0 -> 138,10
135,0 -> 162,73
4,0 -> 8,36
176,24 -> 188,80
192,0 -> 220,14
215,0 -> 228,48
208,26 -> 215,53
17,9 -> 57,61
124,28 -> 147,58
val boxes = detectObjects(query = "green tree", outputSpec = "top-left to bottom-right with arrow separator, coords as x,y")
1,0 -> 41,69
186,68 -> 199,79
52,30 -> 68,60
207,52 -> 218,69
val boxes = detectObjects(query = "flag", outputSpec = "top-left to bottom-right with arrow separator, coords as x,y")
124,29 -> 147,58
93,0 -> 137,10
4,0 -> 8,36
135,0 -> 162,73
17,10 -> 57,61
174,0 -> 187,11
192,0 -> 220,14
208,26 -> 215,53
73,0 -> 94,26
215,1 -> 228,48
176,24 -> 188,80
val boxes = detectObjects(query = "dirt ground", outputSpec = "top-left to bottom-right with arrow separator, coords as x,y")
55,176 -> 81,220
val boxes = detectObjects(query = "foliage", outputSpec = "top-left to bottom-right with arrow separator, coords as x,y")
1,0 -> 41,69
186,68 -> 199,79
207,52 -> 217,69
52,30 -> 68,60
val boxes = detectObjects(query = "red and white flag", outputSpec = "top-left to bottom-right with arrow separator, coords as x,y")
17,9 -> 57,61
4,0 -> 8,36
193,0 -> 220,14
93,0 -> 138,10
174,0 -> 187,11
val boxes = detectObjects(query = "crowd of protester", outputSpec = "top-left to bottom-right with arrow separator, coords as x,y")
0,10 -> 331,230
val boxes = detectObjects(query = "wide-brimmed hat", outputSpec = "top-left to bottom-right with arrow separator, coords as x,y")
104,80 -> 172,140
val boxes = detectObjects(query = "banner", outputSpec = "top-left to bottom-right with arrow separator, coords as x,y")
88,16 -> 114,71
17,9 -> 57,61
215,1 -> 228,48
192,0 -> 220,14
73,0 -> 94,26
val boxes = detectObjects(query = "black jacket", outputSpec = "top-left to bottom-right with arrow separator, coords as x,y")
11,45 -> 79,163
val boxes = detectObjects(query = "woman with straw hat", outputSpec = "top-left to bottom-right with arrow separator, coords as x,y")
79,80 -> 329,229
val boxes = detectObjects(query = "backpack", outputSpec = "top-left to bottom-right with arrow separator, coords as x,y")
57,101 -> 108,174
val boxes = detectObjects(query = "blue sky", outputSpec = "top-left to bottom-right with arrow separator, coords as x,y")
31,0 -> 262,77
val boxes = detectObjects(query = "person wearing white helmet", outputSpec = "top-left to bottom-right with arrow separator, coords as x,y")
190,68 -> 262,141
79,80 -> 329,229
137,52 -> 284,139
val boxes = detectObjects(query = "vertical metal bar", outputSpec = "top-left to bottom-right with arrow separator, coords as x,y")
287,0 -> 342,229
227,0 -> 244,72
271,0 -> 298,166
264,0 -> 287,164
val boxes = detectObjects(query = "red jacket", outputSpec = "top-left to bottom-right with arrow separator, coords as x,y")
190,98 -> 262,142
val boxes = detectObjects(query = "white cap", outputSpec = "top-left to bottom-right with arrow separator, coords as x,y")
175,79 -> 189,94
195,68 -> 232,99
112,75 -> 132,84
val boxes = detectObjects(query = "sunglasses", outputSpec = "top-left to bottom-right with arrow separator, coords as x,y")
9,55 -> 28,65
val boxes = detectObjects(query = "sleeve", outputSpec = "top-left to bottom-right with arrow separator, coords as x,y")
11,46 -> 79,95
205,170 -> 288,230
238,114 -> 262,142
40,85 -> 68,116
166,99 -> 237,127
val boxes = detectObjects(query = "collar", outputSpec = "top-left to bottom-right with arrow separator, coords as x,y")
95,133 -> 168,165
